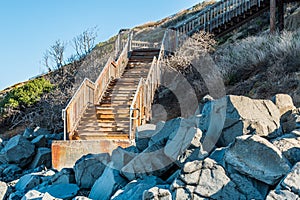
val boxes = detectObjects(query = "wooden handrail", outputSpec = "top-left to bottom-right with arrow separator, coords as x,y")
63,30 -> 131,140
63,78 -> 95,140
173,0 -> 266,36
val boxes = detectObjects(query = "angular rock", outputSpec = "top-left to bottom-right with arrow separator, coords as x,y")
33,127 -> 50,137
38,184 -> 79,199
73,196 -> 92,200
15,174 -> 42,192
272,94 -> 296,116
143,186 -> 172,200
23,128 -> 34,139
135,124 -> 157,152
22,190 -> 44,200
31,135 -> 47,148
111,146 -> 137,170
89,163 -> 128,200
280,108 -> 300,133
1,135 -> 35,167
111,176 -> 163,200
217,95 -> 281,146
280,162 -> 300,195
29,148 -> 51,169
2,164 -> 22,181
0,181 -> 8,200
121,140 -> 174,181
74,153 -> 110,189
229,173 -> 269,199
51,168 -> 75,185
272,134 -> 300,165
225,135 -> 291,185
172,158 -> 244,199
148,119 -> 181,147
266,189 -> 300,200
164,118 -> 204,165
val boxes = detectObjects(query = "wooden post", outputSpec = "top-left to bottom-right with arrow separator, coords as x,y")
278,0 -> 284,31
270,0 -> 276,34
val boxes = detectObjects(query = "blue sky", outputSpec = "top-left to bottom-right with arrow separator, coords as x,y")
0,0 -> 200,90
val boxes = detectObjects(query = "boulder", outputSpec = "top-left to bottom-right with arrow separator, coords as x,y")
0,181 -> 8,200
272,134 -> 300,165
89,163 -> 128,200
121,140 -> 174,181
272,94 -> 296,116
38,184 -> 79,199
29,148 -> 51,169
216,95 -> 281,146
51,168 -> 75,185
143,186 -> 172,200
280,108 -> 300,133
171,158 -> 244,199
135,124 -> 157,152
2,164 -> 22,182
1,135 -> 35,167
111,146 -> 137,170
279,162 -> 300,195
225,135 -> 291,185
21,190 -> 44,200
111,176 -> 164,200
73,196 -> 92,200
31,135 -> 47,148
266,189 -> 300,200
148,119 -> 181,147
23,128 -> 34,139
15,174 -> 42,192
74,153 -> 110,189
33,127 -> 50,137
164,118 -> 206,166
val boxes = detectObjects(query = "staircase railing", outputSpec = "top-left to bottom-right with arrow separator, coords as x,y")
63,30 -> 130,140
62,78 -> 95,140
173,0 -> 266,36
129,30 -> 169,139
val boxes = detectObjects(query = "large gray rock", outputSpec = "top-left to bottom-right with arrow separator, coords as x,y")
38,184 -> 79,199
216,95 -> 281,146
89,163 -> 128,200
280,108 -> 300,133
172,158 -> 245,199
74,153 -> 110,189
148,119 -> 181,147
31,135 -> 47,148
0,181 -> 8,200
164,118 -> 204,165
21,190 -> 44,200
266,189 -> 300,200
29,148 -> 51,169
135,124 -> 157,152
143,186 -> 172,200
15,174 -> 42,192
51,168 -> 75,185
111,146 -> 137,170
225,135 -> 291,185
1,135 -> 35,167
272,94 -> 296,116
121,140 -> 174,181
111,176 -> 164,200
272,134 -> 300,165
279,162 -> 300,195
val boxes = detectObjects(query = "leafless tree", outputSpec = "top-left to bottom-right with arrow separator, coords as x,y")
72,27 -> 98,59
48,40 -> 66,69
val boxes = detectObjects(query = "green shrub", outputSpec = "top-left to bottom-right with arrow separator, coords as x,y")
0,78 -> 53,110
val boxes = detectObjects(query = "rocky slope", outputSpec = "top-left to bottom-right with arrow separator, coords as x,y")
0,93 -> 299,199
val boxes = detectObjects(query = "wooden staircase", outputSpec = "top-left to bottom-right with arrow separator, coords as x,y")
76,49 -> 160,140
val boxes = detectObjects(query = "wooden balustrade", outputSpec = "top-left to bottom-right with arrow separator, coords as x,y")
174,0 -> 265,36
63,78 -> 95,140
63,31 -> 130,140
